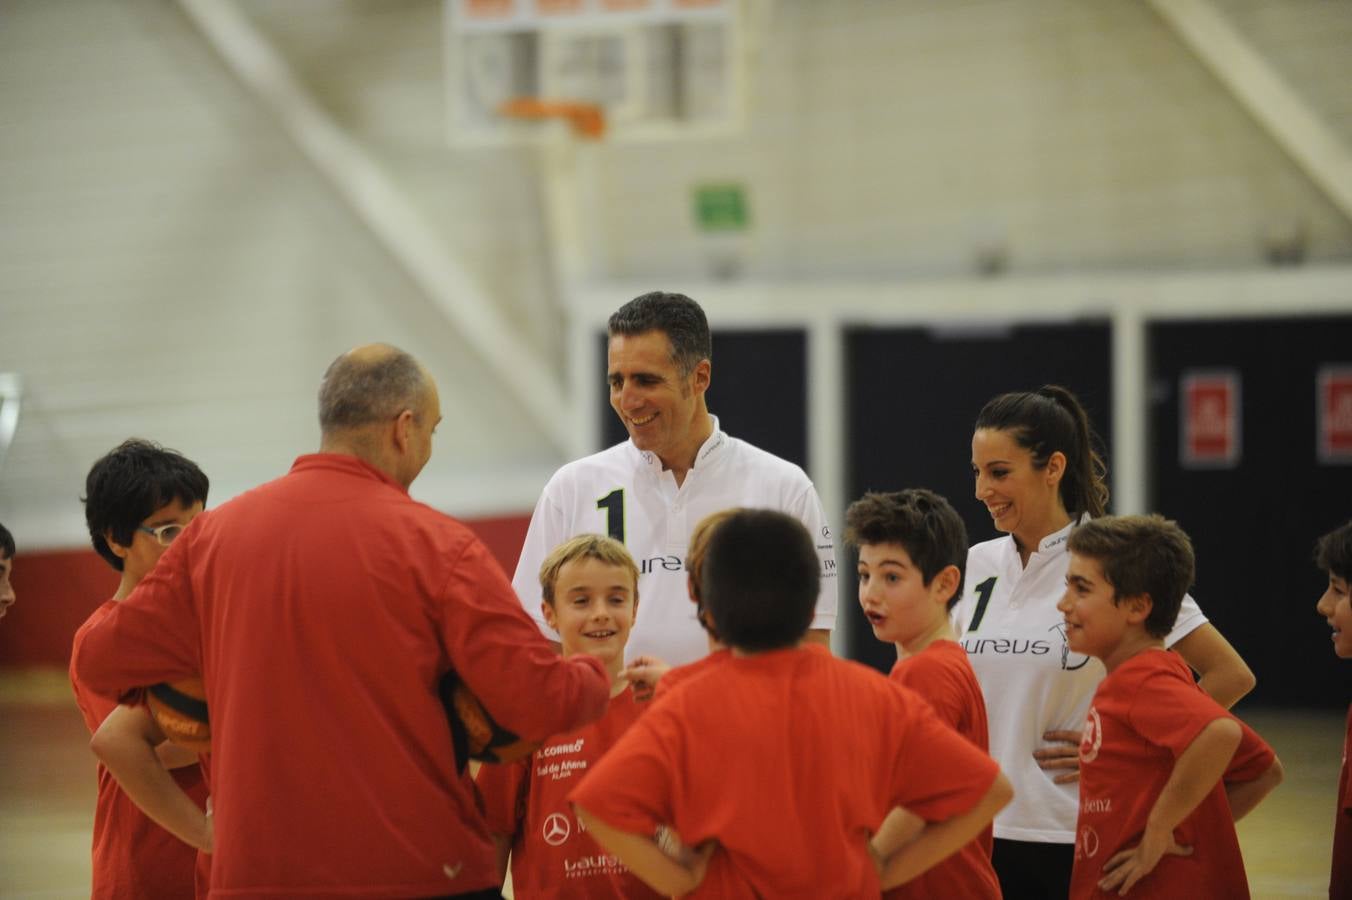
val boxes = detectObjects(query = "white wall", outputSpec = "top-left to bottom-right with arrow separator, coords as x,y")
589,0 -> 1352,280
1,0 -> 1349,549
0,0 -> 565,547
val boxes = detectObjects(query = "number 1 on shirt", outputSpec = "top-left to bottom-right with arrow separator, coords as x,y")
968,576 -> 997,632
597,489 -> 625,542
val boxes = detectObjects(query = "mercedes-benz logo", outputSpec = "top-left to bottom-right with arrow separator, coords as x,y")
542,813 -> 571,846
1077,825 -> 1100,860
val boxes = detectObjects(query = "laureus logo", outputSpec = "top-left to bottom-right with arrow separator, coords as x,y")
1047,622 -> 1092,671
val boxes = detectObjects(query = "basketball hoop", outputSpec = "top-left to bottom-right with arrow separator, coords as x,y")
498,98 -> 607,141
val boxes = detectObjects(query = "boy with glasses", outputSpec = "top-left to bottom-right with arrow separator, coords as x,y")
70,438 -> 210,899
0,522 -> 15,621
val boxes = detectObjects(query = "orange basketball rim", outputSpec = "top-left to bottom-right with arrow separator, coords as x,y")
499,98 -> 607,140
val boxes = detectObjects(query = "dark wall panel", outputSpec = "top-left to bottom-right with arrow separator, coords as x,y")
599,329 -> 809,469
845,321 -> 1113,673
1148,316 -> 1352,709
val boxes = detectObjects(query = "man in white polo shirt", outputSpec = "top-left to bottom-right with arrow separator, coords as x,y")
512,291 -> 837,666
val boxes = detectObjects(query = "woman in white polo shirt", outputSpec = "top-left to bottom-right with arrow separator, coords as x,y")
951,384 -> 1255,899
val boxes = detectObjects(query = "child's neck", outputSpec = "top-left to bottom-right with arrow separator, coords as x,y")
112,571 -> 143,601
1102,631 -> 1165,674
565,648 -> 629,697
895,616 -> 957,659
731,638 -> 803,658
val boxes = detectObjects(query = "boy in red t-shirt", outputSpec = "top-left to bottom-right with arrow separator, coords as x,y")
476,534 -> 662,899
571,509 -> 1013,897
623,507 -> 739,702
69,439 -> 212,898
0,522 -> 16,621
846,488 -> 1000,899
1058,515 -> 1284,899
1314,518 -> 1352,898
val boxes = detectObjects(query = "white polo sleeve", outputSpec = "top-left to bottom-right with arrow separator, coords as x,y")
1163,591 -> 1208,647
788,481 -> 838,629
511,487 -> 566,641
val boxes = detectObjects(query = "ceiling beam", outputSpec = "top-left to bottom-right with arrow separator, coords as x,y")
176,0 -> 573,454
1150,0 -> 1352,224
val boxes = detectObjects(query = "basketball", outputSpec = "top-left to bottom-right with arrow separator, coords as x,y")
146,678 -> 210,754
438,671 -> 539,771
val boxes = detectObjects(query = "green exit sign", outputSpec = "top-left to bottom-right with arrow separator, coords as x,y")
693,184 -> 749,232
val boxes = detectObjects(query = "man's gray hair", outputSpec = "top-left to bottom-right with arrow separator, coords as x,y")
318,346 -> 427,433
608,292 -> 711,376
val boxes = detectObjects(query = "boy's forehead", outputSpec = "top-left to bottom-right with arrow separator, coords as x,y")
1066,551 -> 1105,579
556,556 -> 636,589
859,541 -> 916,566
145,497 -> 204,524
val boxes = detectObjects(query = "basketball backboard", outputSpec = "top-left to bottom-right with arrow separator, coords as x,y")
445,0 -> 745,145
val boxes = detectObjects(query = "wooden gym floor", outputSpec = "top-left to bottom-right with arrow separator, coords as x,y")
0,669 -> 1341,899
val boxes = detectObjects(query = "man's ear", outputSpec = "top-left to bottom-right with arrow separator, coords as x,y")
540,600 -> 557,631
392,409 -> 416,453
690,359 -> 711,396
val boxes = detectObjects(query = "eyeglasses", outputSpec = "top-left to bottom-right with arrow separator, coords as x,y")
137,523 -> 188,547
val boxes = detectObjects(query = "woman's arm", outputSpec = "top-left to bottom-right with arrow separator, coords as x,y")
1171,623 -> 1255,709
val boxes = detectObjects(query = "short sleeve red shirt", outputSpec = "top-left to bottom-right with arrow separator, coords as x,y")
886,639 -> 998,899
1332,704 -> 1352,898
1070,649 -> 1275,900
653,648 -> 731,701
71,600 -> 209,900
476,686 -> 662,899
569,644 -> 1001,899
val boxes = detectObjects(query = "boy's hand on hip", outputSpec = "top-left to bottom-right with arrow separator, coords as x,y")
1097,828 -> 1192,895
685,840 -> 717,890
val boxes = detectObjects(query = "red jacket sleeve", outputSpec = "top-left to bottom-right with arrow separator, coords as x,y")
72,529 -> 204,699
436,537 -> 610,741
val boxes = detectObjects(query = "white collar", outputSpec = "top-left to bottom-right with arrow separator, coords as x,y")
1002,512 -> 1090,562
632,415 -> 725,474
